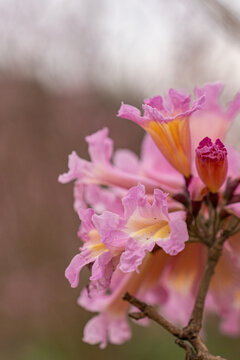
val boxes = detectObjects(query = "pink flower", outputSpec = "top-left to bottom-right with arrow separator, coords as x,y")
59,128 -> 185,215
225,203 -> 240,218
65,181 -> 188,304
83,313 -> 131,349
208,236 -> 240,335
118,89 -> 205,177
153,238 -> 240,332
79,255 -> 153,348
59,128 -> 166,194
95,184 -> 188,273
65,208 -> 124,290
79,236 -> 240,347
191,83 -> 240,149
140,134 -> 184,191
84,184 -> 123,215
60,83 -> 240,347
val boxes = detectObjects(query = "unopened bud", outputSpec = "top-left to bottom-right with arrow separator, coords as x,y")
195,137 -> 228,194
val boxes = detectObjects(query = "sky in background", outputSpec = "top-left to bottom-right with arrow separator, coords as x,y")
0,0 -> 240,97
1,0 -> 239,147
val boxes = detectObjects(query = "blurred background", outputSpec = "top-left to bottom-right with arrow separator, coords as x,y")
1,0 -> 240,359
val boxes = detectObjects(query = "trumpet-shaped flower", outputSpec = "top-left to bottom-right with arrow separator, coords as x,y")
59,128 -> 168,194
79,233 -> 240,348
65,208 -> 125,290
208,237 -> 240,335
94,184 -> 188,274
79,254 -> 153,348
118,89 -> 205,177
190,83 -> 240,149
66,184 -> 188,292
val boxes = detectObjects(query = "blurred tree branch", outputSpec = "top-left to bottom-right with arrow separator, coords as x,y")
202,0 -> 240,40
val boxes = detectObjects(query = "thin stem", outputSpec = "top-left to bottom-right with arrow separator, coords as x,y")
123,229 -> 230,360
187,243 -> 223,332
123,292 -> 183,338
123,291 -> 226,360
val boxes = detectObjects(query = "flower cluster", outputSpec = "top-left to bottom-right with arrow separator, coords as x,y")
59,83 -> 240,348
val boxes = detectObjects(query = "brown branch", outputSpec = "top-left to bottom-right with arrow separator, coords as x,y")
123,292 -> 182,338
202,0 -> 240,41
175,339 -> 197,360
123,229 -> 232,359
187,250 -> 219,333
123,292 -> 226,360
128,311 -> 146,320
186,232 -> 227,333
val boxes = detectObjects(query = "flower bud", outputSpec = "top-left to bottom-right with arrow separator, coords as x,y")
195,137 -> 228,193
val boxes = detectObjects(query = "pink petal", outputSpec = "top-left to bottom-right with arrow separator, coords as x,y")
142,94 -> 204,122
152,188 -> 169,220
156,217 -> 188,256
113,149 -> 139,174
225,203 -> 240,218
108,317 -> 131,345
162,290 -> 194,326
122,184 -> 149,220
83,314 -> 108,349
77,208 -> 95,239
58,151 -> 87,183
85,184 -> 123,215
120,237 -> 154,273
144,95 -> 164,111
85,127 -> 113,165
227,146 -> 240,178
90,251 -> 113,285
65,252 -> 92,288
167,88 -> 191,113
93,211 -> 128,250
73,182 -> 86,212
226,93 -> 240,120
78,287 -> 106,312
191,83 -> 240,150
117,103 -> 143,124
220,312 -> 240,336
195,83 -> 224,111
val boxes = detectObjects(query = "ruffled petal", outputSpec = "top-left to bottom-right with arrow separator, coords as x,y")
85,128 -> 113,165
77,208 -> 95,240
83,314 -> 108,349
58,151 -> 88,183
120,237 -> 155,273
65,252 -> 92,288
157,217 -> 188,256
117,103 -> 143,124
113,149 -> 139,174
108,317 -> 131,345
93,211 -> 127,251
85,184 -> 123,215
191,83 -> 240,150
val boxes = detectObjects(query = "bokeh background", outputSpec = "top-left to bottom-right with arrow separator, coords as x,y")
1,1 -> 240,359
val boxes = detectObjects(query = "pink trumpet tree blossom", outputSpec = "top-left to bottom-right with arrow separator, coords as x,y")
60,83 -> 240,359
